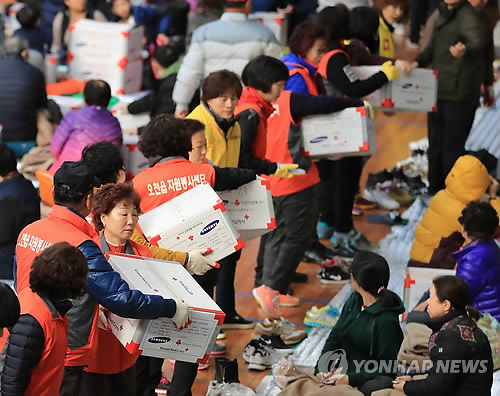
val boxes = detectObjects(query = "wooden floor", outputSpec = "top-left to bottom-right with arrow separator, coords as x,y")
189,111 -> 427,394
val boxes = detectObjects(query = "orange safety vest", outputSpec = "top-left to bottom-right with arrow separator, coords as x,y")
317,41 -> 351,80
85,237 -> 154,375
133,157 -> 216,214
15,205 -> 99,367
264,91 -> 320,197
284,62 -> 320,96
234,102 -> 268,161
19,289 -> 68,396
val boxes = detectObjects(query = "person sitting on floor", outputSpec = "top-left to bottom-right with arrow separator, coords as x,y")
394,275 -> 493,396
315,251 -> 405,396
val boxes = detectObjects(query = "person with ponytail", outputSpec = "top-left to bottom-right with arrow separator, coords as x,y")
394,275 -> 493,396
315,251 -> 405,396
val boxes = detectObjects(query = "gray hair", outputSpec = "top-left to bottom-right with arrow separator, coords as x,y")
4,36 -> 29,56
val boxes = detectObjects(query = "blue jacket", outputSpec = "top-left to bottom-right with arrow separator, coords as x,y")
282,52 -> 318,95
453,240 -> 500,321
112,6 -> 171,42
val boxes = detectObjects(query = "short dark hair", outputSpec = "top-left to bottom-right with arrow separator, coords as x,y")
184,119 -> 205,140
81,142 -> 124,185
289,23 -> 326,58
16,4 -> 40,28
201,70 -> 242,102
316,5 -> 350,43
0,144 -> 18,177
458,201 -> 499,241
349,7 -> 380,46
138,115 -> 193,160
153,45 -> 180,68
92,183 -> 141,232
241,56 -> 289,93
30,243 -> 88,300
84,80 -> 112,108
0,282 -> 20,328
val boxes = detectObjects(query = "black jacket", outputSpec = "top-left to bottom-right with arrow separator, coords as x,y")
404,310 -> 493,396
128,74 -> 177,118
0,56 -> 47,142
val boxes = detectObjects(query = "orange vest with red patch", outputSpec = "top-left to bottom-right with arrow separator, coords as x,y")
85,238 -> 154,375
317,42 -> 351,80
264,91 -> 320,197
284,62 -> 320,96
18,289 -> 68,396
15,205 -> 99,367
234,102 -> 268,161
133,158 -> 216,214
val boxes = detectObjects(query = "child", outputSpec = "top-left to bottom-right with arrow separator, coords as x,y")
373,0 -> 406,57
14,3 -> 46,54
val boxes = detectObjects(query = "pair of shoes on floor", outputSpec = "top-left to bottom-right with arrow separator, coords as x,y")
252,285 -> 300,318
304,305 -> 340,328
328,228 -> 379,258
243,336 -> 293,371
255,316 -> 307,345
222,314 -> 255,330
206,357 -> 240,395
317,264 -> 350,284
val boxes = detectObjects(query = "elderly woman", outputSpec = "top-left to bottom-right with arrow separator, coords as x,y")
1,243 -> 88,396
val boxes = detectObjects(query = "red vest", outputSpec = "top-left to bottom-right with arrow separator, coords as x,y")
284,62 -> 320,96
16,205 -> 99,367
86,238 -> 154,375
19,289 -> 68,396
317,43 -> 351,80
133,158 -> 216,214
265,91 -> 320,197
235,102 -> 268,161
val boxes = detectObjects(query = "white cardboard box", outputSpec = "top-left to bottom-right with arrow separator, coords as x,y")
301,106 -> 376,159
48,95 -> 85,116
120,143 -> 149,181
105,253 -> 224,363
138,184 -> 244,262
352,66 -> 438,112
402,267 -> 455,319
249,12 -> 288,45
217,179 -> 276,241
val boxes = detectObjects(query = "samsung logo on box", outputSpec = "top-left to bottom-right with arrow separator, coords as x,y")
200,220 -> 219,235
402,83 -> 413,89
310,136 -> 328,144
75,42 -> 87,47
148,336 -> 170,344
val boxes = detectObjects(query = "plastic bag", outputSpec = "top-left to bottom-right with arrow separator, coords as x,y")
272,358 -> 315,389
220,383 -> 256,395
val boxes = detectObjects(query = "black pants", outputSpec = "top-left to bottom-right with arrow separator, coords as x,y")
215,250 -> 242,319
317,158 -> 363,233
168,269 -> 218,396
427,100 -> 478,194
60,366 -> 84,396
135,356 -> 164,396
79,365 -> 136,396
358,376 -> 394,396
408,0 -> 440,44
255,185 -> 317,294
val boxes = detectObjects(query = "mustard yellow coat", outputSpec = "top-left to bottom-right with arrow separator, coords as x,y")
411,155 -> 500,263
187,104 -> 241,168
378,16 -> 395,58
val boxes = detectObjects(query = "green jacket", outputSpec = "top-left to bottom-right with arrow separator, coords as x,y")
416,0 -> 485,102
315,291 -> 405,387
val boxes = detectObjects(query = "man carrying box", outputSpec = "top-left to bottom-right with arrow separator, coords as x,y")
15,161 -> 190,396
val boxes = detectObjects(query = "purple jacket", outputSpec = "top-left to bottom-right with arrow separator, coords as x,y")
49,106 -> 122,173
453,240 -> 500,321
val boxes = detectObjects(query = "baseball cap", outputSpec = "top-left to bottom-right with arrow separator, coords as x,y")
54,161 -> 101,198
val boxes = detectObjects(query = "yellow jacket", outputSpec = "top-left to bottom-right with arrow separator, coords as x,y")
131,229 -> 187,265
378,16 -> 395,58
411,155 -> 500,263
187,104 -> 241,168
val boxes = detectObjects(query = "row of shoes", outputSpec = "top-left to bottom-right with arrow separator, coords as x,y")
243,335 -> 293,371
304,305 -> 340,328
255,317 -> 308,345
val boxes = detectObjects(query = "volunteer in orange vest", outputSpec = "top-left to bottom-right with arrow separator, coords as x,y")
243,56 -> 366,318
79,184 -> 158,395
14,161 -> 190,396
133,115 -> 256,395
312,5 -> 399,259
1,243 -> 88,396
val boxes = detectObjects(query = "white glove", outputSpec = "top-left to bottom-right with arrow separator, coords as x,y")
186,248 -> 219,275
171,299 -> 191,329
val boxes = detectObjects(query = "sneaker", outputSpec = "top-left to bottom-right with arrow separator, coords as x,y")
352,206 -> 364,216
354,195 -> 377,209
317,266 -> 350,284
325,241 -> 356,260
364,186 -> 400,210
252,285 -> 281,318
304,305 -> 340,328
210,342 -> 226,355
260,334 -> 294,353
347,229 -> 378,252
222,315 -> 255,330
243,338 -> 275,371
217,329 -> 226,340
255,317 -> 307,345
155,376 -> 170,395
291,271 -> 308,283
317,221 -> 334,239
279,294 -> 300,307
321,256 -> 351,274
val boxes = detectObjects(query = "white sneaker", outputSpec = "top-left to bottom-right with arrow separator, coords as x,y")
364,187 -> 400,210
243,338 -> 275,370
255,317 -> 307,345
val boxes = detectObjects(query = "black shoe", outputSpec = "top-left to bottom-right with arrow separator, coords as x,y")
215,357 -> 239,384
291,271 -> 308,283
302,246 -> 327,264
222,314 -> 255,329
260,335 -> 294,352
317,266 -> 350,284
